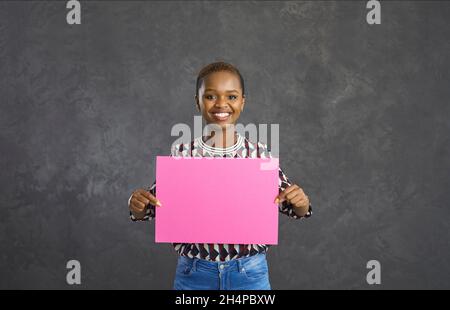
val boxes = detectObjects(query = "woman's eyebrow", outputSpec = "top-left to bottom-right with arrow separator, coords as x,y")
204,88 -> 240,93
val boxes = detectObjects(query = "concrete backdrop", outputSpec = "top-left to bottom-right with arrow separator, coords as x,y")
0,1 -> 449,289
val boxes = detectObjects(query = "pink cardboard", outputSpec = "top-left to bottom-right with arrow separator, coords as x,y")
155,156 -> 279,244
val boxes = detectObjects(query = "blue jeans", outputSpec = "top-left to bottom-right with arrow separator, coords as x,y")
173,253 -> 271,290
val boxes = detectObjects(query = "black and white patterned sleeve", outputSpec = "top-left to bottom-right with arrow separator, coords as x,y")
256,141 -> 312,219
129,182 -> 157,222
278,167 -> 312,219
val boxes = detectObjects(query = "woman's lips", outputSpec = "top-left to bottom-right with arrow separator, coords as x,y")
211,112 -> 232,121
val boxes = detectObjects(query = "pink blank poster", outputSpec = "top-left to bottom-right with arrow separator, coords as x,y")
155,156 -> 279,244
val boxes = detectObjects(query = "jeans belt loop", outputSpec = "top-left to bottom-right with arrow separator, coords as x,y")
192,258 -> 198,272
237,259 -> 245,273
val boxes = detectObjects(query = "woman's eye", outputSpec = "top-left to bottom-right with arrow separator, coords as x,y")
205,95 -> 215,100
229,95 -> 237,100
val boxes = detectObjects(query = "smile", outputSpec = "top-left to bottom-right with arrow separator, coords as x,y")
211,112 -> 232,121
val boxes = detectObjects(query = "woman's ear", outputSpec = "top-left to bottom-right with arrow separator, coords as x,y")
241,94 -> 246,112
195,95 -> 201,112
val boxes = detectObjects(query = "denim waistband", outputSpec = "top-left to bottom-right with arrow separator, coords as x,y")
178,252 -> 267,273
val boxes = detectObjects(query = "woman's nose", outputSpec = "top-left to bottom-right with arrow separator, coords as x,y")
215,96 -> 229,106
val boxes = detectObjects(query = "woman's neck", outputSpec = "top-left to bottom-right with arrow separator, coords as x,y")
202,127 -> 238,149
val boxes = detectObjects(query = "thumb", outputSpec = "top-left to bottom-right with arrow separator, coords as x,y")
142,191 -> 162,207
274,192 -> 286,204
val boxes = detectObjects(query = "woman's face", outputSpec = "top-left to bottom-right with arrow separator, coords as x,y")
196,71 -> 245,128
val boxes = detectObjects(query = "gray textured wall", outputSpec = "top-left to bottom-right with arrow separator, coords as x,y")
0,1 -> 449,289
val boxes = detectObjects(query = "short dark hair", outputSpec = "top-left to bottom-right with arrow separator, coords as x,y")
195,61 -> 245,97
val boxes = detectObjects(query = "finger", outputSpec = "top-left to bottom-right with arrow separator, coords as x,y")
290,195 -> 304,206
287,186 -> 305,200
284,184 -> 300,195
286,190 -> 303,201
137,190 -> 162,207
131,199 -> 146,211
134,194 -> 150,206
132,198 -> 146,210
140,190 -> 154,200
130,203 -> 145,214
275,184 -> 300,203
275,191 -> 288,204
304,195 -> 309,204
153,196 -> 162,207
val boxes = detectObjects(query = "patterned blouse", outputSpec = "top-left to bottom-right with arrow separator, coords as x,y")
130,134 -> 312,261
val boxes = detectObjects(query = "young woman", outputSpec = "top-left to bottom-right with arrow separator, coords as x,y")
129,61 -> 312,290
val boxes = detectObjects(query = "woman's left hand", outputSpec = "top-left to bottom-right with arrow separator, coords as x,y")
274,184 -> 310,215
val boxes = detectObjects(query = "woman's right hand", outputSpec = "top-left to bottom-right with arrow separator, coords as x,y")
129,189 -> 162,219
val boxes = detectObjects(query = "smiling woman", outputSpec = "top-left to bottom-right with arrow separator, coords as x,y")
129,61 -> 312,290
195,62 -> 246,136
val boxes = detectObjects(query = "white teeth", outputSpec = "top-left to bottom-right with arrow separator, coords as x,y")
214,113 -> 230,117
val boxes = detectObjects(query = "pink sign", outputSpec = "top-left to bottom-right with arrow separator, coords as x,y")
155,156 -> 279,244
